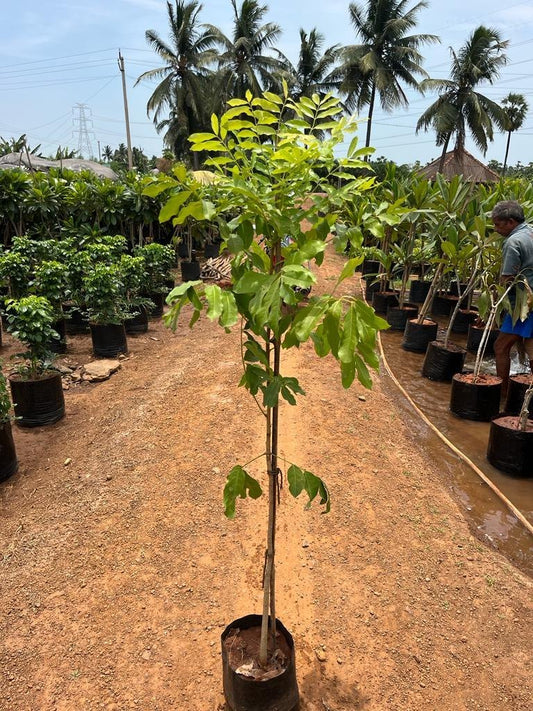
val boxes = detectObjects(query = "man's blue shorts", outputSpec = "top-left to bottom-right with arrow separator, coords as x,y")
500,312 -> 533,338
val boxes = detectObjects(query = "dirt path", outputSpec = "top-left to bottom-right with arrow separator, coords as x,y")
1,249 -> 532,711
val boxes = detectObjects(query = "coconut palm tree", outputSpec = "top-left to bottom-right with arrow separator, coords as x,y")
279,28 -> 341,100
207,0 -> 284,101
102,145 -> 114,162
416,26 -> 509,172
501,93 -> 529,175
136,1 -> 218,165
338,0 -> 438,153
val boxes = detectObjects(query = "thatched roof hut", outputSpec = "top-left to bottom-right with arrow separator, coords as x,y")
0,152 -> 118,180
418,148 -> 500,182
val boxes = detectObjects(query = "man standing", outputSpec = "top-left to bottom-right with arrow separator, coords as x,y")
492,200 -> 533,394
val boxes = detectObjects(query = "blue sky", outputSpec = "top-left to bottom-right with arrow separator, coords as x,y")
1,0 -> 532,167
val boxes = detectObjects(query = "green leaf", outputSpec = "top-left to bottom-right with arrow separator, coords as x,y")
211,114 -> 219,135
338,258 -> 361,284
223,466 -> 262,519
287,465 -> 330,513
205,284 -> 223,321
159,191 -> 191,223
219,290 -> 239,327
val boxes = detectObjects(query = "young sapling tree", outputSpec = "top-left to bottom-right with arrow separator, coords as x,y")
149,88 -> 391,674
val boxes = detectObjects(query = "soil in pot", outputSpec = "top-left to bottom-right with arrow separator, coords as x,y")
0,420 -> 18,481
9,372 -> 65,427
466,324 -> 499,356
371,290 -> 398,315
487,415 -> 533,476
386,304 -> 418,331
504,374 -> 533,416
422,341 -> 466,381
450,373 -> 502,421
408,280 -> 431,304
90,323 -> 128,358
402,318 -> 438,353
221,614 -> 298,711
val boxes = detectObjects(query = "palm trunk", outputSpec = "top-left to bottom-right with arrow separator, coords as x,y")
364,83 -> 377,160
502,131 -> 511,176
438,135 -> 452,173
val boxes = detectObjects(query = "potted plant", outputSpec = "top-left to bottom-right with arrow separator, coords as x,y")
4,295 -> 65,427
0,366 -> 18,480
32,260 -> 70,353
487,381 -> 533,476
449,278 -> 525,421
153,88 -> 390,710
82,264 -> 129,357
120,254 -> 153,334
135,242 -> 175,316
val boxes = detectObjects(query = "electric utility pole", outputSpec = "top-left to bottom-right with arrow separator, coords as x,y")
118,50 -> 133,170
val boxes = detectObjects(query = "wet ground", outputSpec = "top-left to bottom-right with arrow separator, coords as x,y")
380,323 -> 533,577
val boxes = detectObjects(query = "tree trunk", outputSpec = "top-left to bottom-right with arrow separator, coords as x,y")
437,135 -> 452,173
502,131 -> 511,176
364,83 -> 377,160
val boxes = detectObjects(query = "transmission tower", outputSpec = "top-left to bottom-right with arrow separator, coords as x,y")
72,103 -> 95,159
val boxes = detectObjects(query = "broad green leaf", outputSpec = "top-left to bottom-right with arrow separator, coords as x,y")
211,114 -> 219,135
159,190 -> 191,223
287,465 -> 330,513
219,290 -> 239,327
338,258 -> 361,284
223,466 -> 262,519
205,284 -> 223,321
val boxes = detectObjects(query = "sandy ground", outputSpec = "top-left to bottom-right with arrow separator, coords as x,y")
1,249 -> 532,711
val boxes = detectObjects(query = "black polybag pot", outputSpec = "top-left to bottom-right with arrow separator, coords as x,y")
204,242 -> 220,258
9,372 -> 65,427
64,305 -> 90,335
451,309 -> 478,335
125,306 -> 149,335
0,420 -> 18,481
386,304 -> 418,331
371,291 -> 398,315
90,323 -> 128,358
402,318 -> 438,353
221,614 -> 299,711
364,278 -> 387,301
361,259 -> 380,276
422,341 -> 466,381
408,280 -> 431,304
504,375 -> 533,416
148,292 -> 165,319
487,416 -> 533,476
181,260 -> 201,282
450,374 -> 502,421
431,294 -> 455,317
48,317 -> 67,354
466,324 -> 499,355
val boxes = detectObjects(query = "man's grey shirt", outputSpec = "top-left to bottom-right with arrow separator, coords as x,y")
501,221 -> 533,289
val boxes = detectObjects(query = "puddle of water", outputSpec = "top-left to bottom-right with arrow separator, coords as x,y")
380,327 -> 533,578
